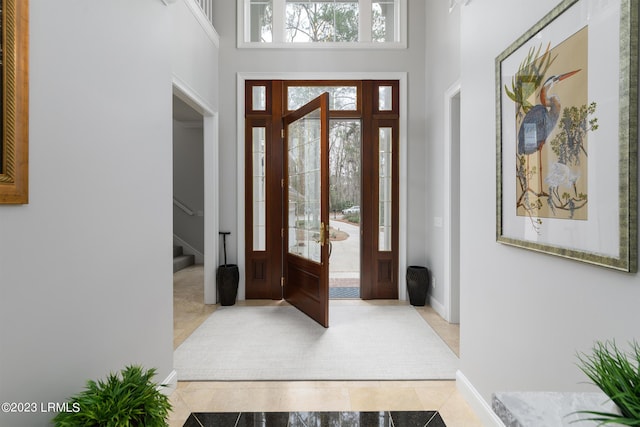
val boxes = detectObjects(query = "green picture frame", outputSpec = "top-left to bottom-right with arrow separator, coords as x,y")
496,0 -> 638,272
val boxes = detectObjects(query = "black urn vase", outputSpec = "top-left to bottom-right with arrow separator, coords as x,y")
216,264 -> 239,306
406,265 -> 429,306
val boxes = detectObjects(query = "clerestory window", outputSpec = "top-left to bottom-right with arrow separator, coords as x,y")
239,0 -> 406,48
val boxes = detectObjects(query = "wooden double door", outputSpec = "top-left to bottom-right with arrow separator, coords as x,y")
244,80 -> 399,327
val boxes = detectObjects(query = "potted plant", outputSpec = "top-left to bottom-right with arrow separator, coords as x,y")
52,365 -> 172,427
575,340 -> 640,425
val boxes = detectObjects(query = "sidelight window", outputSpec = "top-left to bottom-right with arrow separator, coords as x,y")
252,86 -> 267,111
252,127 -> 267,251
378,127 -> 392,251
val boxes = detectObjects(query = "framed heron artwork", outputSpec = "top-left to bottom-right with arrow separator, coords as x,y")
0,0 -> 29,204
496,0 -> 638,272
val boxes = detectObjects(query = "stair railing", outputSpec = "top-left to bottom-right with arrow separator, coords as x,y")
194,0 -> 214,28
173,197 -> 195,216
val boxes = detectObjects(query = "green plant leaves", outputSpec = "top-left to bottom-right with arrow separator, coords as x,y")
575,340 -> 640,426
52,365 -> 172,427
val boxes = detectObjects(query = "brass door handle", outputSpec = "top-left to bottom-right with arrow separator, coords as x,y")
315,222 -> 329,246
319,222 -> 325,246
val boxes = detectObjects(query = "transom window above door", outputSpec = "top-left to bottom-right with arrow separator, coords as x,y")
238,0 -> 406,48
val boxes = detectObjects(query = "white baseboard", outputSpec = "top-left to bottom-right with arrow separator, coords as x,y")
429,295 -> 447,320
173,234 -> 205,264
159,369 -> 178,396
456,370 -> 506,427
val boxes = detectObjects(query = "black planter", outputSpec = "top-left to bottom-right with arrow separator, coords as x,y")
217,264 -> 239,306
406,265 -> 429,306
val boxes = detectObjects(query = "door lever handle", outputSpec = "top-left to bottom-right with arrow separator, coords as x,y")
319,222 -> 326,246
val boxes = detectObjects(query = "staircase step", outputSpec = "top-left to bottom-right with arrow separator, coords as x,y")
173,245 -> 183,257
173,254 -> 195,273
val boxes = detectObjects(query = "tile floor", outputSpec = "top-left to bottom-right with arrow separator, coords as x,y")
170,265 -> 481,427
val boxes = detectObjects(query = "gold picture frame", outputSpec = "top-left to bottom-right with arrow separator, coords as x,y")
0,0 -> 28,204
496,0 -> 638,272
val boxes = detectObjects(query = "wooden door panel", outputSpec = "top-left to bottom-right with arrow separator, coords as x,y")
284,257 -> 325,324
251,258 -> 267,281
288,262 -> 321,298
244,82 -> 283,300
283,93 -> 330,327
245,254 -> 273,298
374,257 -> 396,299
361,111 -> 399,300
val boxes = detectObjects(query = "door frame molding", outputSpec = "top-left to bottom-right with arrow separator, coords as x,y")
173,76 -> 219,305
237,72 -> 408,301
443,80 -> 461,323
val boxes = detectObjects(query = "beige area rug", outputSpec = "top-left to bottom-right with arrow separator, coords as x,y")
174,303 -> 458,381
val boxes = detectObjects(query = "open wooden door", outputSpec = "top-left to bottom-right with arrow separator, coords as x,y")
283,93 -> 330,327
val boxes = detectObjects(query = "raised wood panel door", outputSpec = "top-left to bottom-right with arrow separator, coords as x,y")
283,93 -> 330,327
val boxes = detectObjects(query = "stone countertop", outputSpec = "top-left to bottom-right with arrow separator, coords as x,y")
492,391 -> 620,427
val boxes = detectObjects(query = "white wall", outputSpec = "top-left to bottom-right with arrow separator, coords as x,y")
171,0 -> 219,303
458,0 -> 640,406
0,1 -> 174,426
172,0 -> 219,111
424,0 -> 461,318
211,0 -> 428,294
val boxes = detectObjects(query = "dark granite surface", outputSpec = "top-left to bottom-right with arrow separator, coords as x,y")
183,410 -> 446,426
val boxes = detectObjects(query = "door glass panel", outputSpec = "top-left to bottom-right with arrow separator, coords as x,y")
253,127 -> 267,251
288,86 -> 357,111
378,85 -> 392,111
252,86 -> 267,111
379,127 -> 392,251
288,107 -> 322,263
